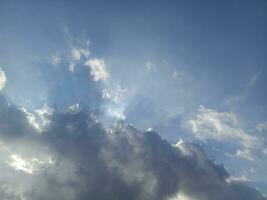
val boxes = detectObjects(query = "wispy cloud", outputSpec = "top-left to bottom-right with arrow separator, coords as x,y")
184,106 -> 261,148
50,55 -> 61,66
235,149 -> 255,161
223,73 -> 260,107
145,61 -> 155,71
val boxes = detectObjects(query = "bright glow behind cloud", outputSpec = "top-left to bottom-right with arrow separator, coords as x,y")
0,68 -> 7,90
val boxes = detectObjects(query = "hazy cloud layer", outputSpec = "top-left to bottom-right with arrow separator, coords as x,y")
0,95 -> 265,200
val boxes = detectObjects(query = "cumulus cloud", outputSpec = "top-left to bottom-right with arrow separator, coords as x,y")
0,96 -> 265,200
85,58 -> 109,82
0,68 -> 7,90
184,106 -> 261,148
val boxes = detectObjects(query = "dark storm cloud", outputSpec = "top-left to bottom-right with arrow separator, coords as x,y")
0,95 -> 266,200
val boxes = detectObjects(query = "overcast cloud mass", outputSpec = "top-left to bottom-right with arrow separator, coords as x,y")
0,95 -> 266,200
0,0 -> 267,199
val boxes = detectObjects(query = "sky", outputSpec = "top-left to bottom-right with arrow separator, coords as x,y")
0,0 -> 267,199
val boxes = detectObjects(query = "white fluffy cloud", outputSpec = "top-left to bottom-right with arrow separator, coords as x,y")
0,68 -> 7,90
85,58 -> 109,82
185,106 -> 261,148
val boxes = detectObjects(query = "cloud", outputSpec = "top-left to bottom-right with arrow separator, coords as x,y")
235,149 -> 255,161
145,61 -> 155,71
184,106 -> 261,148
50,55 -> 61,66
101,84 -> 131,120
62,32 -> 91,73
20,105 -> 53,132
71,43 -> 90,62
183,106 -> 267,185
226,174 -> 249,183
71,48 -> 82,61
0,97 -> 265,200
102,85 -> 129,104
68,103 -> 80,113
0,68 -> 7,90
256,121 -> 267,133
106,107 -> 125,119
8,154 -> 52,174
223,73 -> 260,108
172,70 -> 185,80
85,58 -> 109,82
168,192 -> 196,200
69,62 -> 76,72
68,47 -> 87,73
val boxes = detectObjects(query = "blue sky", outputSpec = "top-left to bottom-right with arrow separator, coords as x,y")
0,0 -> 267,198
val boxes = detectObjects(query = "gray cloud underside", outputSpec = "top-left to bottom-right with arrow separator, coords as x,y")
0,95 -> 265,200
